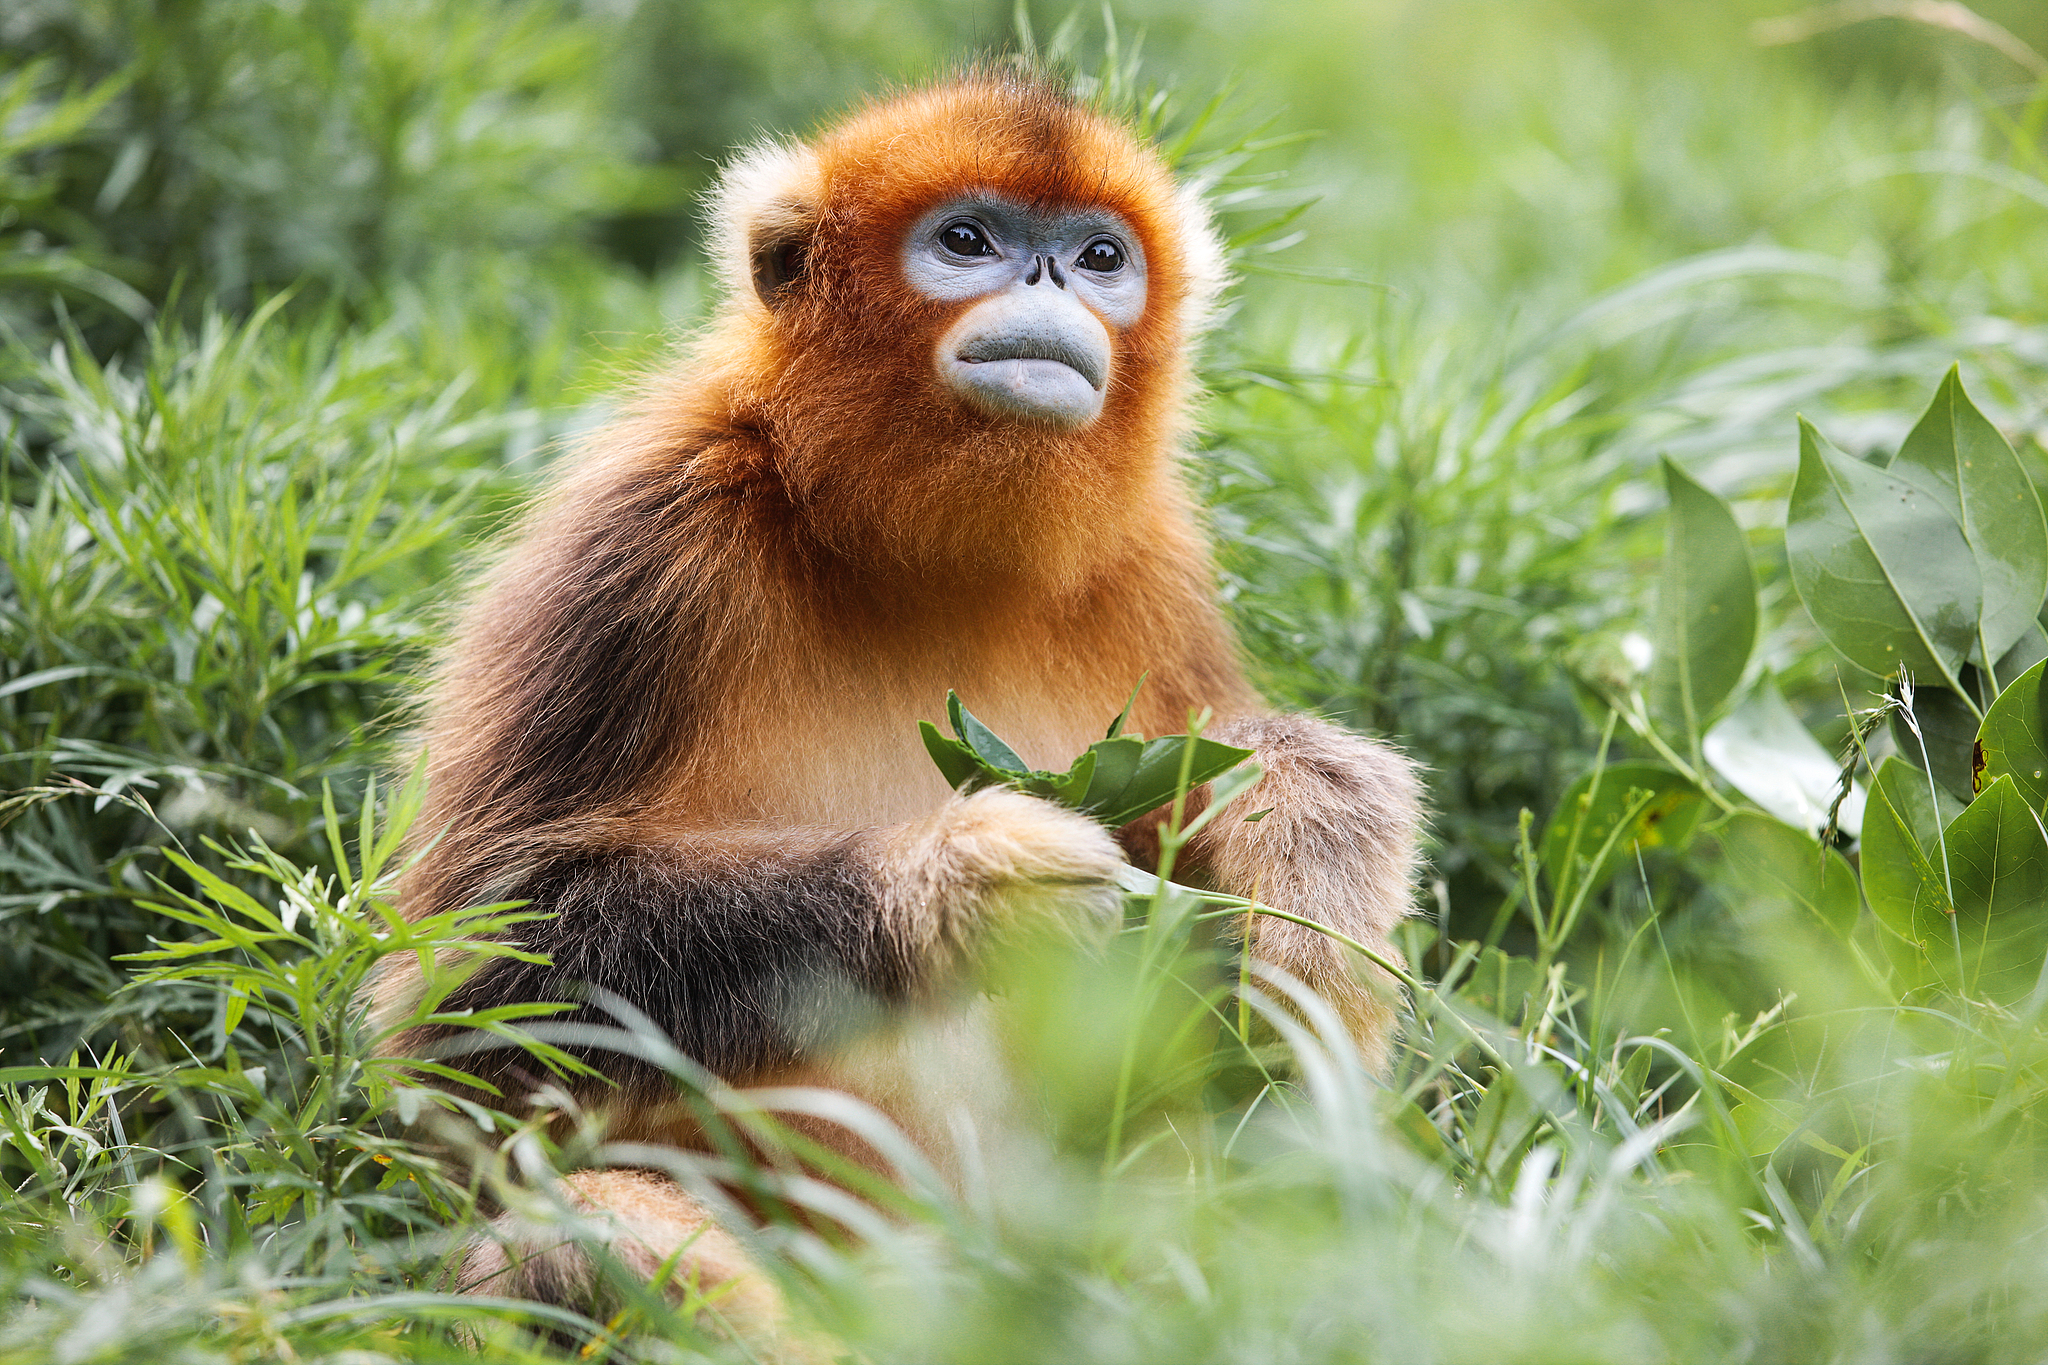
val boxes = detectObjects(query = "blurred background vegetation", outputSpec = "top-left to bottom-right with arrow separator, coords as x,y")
4,0 -> 2048,1359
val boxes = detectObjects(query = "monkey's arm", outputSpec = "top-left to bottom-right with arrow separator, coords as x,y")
384,788 -> 1121,1091
1174,714 -> 1422,1072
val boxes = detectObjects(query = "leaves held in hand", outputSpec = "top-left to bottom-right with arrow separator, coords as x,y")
919,688 -> 1257,829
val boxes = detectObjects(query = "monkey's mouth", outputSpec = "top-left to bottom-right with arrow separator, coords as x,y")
935,288 -> 1114,429
953,336 -> 1107,392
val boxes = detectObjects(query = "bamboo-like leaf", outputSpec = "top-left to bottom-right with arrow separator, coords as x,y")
1079,734 -> 1146,804
1649,457 -> 1757,741
1788,418 -> 1980,690
1106,674 -> 1148,739
919,721 -> 987,792
1889,367 -> 2048,666
1082,735 -> 1254,828
919,694 -> 1252,829
1040,748 -> 1098,807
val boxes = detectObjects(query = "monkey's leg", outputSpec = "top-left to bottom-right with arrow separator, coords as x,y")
1185,714 -> 1423,1073
463,1168 -> 827,1361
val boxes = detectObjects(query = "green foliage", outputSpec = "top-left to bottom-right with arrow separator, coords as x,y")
1791,413 -> 1987,694
1539,758 -> 1704,912
919,686 -> 1257,829
4,0 -> 669,329
6,1 -> 2048,1361
1979,658 -> 2048,811
0,294 -> 534,1057
0,771 -> 588,1362
1649,455 -> 1758,752
1570,369 -> 2048,1018
0,58 -> 149,339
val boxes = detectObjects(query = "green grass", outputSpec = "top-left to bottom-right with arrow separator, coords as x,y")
5,1 -> 2048,1360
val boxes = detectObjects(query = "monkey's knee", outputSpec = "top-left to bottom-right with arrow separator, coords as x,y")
1197,714 -> 1423,1070
461,1169 -> 800,1352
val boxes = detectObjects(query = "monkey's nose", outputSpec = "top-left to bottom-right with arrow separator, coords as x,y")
1023,255 -> 1067,289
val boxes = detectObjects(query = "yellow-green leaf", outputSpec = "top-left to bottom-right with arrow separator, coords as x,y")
1650,456 -> 1757,742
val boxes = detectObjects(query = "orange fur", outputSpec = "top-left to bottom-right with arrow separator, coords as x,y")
375,69 -> 1421,1345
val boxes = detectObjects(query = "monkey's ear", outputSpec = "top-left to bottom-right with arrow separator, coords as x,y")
748,221 -> 810,310
708,139 -> 824,314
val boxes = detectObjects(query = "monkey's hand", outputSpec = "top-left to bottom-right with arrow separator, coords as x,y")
1186,714 -> 1423,1074
881,787 -> 1126,961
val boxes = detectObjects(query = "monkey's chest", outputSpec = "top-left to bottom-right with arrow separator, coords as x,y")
679,629 -> 1135,829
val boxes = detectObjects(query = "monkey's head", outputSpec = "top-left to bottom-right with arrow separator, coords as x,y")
713,71 -> 1223,428
698,73 -> 1226,581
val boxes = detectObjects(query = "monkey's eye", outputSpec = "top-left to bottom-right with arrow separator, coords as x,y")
938,220 -> 998,258
1076,237 -> 1126,273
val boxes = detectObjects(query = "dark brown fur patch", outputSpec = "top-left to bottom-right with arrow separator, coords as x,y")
403,837 -> 913,1092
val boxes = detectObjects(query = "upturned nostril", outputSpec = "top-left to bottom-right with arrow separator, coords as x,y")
1024,257 -> 1042,286
1046,256 -> 1066,289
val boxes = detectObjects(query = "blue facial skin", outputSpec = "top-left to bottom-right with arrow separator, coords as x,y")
901,196 -> 1148,429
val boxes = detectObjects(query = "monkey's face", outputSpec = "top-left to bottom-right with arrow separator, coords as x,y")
713,75 -> 1222,576
899,197 -> 1147,430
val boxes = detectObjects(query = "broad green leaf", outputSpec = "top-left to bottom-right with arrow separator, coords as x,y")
948,692 -> 1029,774
1077,734 -> 1146,806
1040,748 -> 1097,807
1702,677 -> 1865,835
1540,760 -> 1705,898
1889,367 -> 2048,665
1649,457 -> 1757,741
1977,658 -> 2048,816
1711,810 -> 1859,939
1997,622 -> 2048,686
1861,754 -> 1963,960
920,721 -> 988,792
1937,775 -> 2048,1003
1788,418 -> 1980,689
1082,734 -> 1255,828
